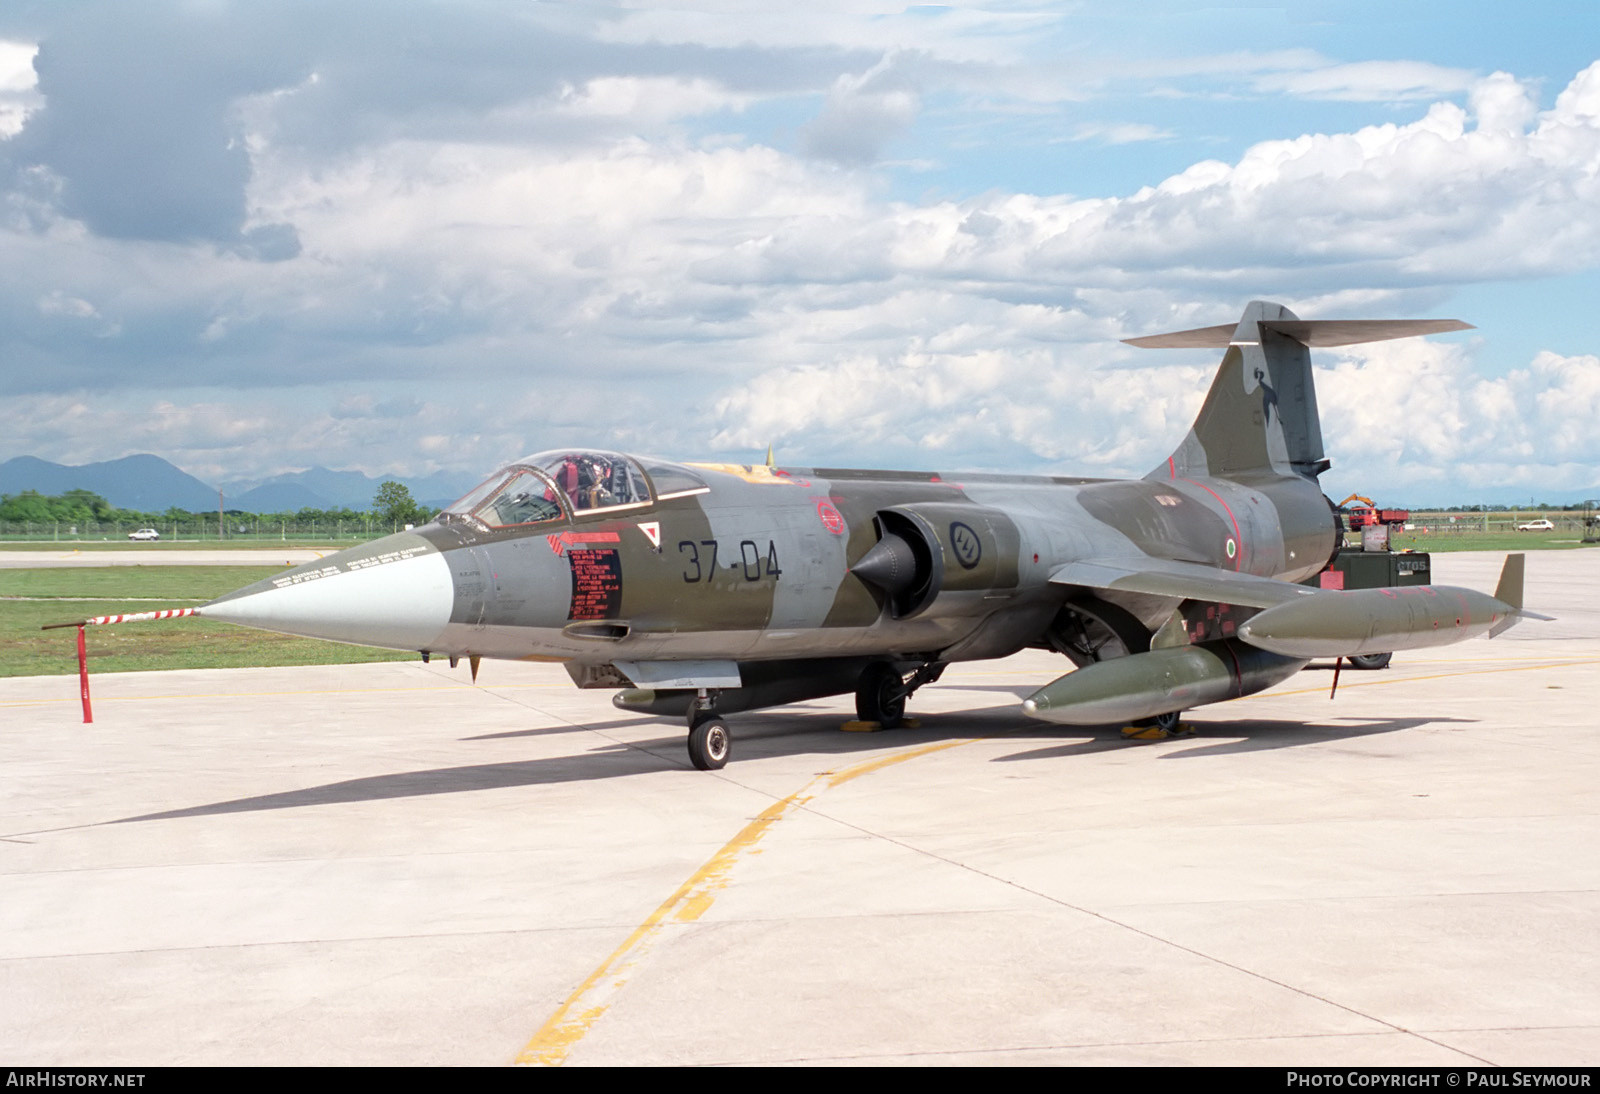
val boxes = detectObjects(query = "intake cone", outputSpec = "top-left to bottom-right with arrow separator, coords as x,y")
851,533 -> 918,595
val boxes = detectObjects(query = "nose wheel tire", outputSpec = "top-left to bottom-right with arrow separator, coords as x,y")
855,662 -> 907,728
687,718 -> 731,770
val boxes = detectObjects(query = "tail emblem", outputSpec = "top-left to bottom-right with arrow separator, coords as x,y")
1253,367 -> 1280,425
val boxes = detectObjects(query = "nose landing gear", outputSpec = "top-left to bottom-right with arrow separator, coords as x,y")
687,715 -> 731,770
678,661 -> 947,769
686,691 -> 730,770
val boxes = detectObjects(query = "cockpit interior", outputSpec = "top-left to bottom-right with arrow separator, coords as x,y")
441,450 -> 707,529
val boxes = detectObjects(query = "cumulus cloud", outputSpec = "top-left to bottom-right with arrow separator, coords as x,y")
1317,341 -> 1600,496
761,63 -> 1600,295
0,1 -> 1597,502
6,7 -> 306,246
0,38 -> 39,139
799,56 -> 921,165
709,340 -> 1210,473
0,389 -> 511,485
0,2 -> 873,248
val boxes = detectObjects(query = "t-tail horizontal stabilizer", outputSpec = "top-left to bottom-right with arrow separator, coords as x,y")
1122,318 -> 1474,349
1131,301 -> 1472,484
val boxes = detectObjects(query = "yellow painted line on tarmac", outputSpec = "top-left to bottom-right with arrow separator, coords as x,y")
515,736 -> 974,1067
1251,655 -> 1600,701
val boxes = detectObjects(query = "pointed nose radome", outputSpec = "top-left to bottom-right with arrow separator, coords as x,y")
199,533 -> 455,651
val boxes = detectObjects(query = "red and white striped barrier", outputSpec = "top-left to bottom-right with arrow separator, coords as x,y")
78,608 -> 199,626
42,607 -> 202,723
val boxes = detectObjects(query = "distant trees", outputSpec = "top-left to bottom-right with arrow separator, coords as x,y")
0,482 -> 455,544
373,481 -> 429,529
0,491 -> 53,522
0,489 -> 136,525
0,484 -> 440,531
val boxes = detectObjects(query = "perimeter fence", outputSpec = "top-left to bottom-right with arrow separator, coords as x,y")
1401,513 -> 1595,535
0,518 -> 404,543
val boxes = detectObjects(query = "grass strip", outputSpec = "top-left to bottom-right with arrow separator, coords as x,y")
2,566 -> 414,677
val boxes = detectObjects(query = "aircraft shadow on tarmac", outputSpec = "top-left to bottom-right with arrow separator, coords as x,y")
112,705 -> 1030,825
461,715 -> 667,741
990,714 -> 1476,764
107,701 -> 1473,827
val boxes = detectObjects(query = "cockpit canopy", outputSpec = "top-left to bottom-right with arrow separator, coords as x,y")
442,450 -> 706,529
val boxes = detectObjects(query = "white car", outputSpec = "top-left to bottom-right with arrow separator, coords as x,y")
128,528 -> 161,541
1516,519 -> 1554,531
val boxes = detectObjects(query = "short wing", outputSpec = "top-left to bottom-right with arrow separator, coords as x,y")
1048,557 -> 1321,609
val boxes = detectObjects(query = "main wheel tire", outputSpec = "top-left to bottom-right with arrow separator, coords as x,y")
1349,652 -> 1393,670
855,662 -> 907,728
687,718 -> 731,770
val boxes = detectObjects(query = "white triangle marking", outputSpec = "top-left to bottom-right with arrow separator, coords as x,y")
638,521 -> 661,548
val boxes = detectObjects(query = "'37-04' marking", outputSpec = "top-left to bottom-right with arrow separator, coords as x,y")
679,540 -> 782,583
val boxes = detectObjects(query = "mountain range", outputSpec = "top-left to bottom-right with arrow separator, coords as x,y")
0,455 -> 476,514
2,453 -> 1595,513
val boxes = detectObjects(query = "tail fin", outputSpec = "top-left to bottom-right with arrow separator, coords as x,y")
1493,552 -> 1526,610
1128,301 -> 1471,483
1488,552 -> 1555,636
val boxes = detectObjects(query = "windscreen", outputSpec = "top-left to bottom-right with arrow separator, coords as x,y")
444,467 -> 566,528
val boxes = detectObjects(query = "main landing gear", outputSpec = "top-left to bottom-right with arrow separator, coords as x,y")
1121,709 -> 1190,741
854,661 -> 945,729
685,693 -> 730,771
855,662 -> 907,727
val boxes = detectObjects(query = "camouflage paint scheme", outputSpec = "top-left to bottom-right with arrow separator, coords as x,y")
201,302 -> 1537,765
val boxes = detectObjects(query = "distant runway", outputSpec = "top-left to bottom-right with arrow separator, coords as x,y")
1,550 -> 1595,1065
0,548 -> 331,568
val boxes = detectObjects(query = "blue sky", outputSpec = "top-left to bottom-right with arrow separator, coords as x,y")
0,1 -> 1597,505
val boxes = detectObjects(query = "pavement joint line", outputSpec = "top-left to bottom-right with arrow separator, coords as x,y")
1425,1023 -> 1600,1033
719,1028 -> 1480,1066
0,839 -> 736,875
726,1030 -> 1484,1062
8,894 -> 1600,966
784,751 -> 1502,1067
0,924 -> 679,964
464,685 -> 700,771
513,736 -> 978,1067
1088,885 -> 1600,909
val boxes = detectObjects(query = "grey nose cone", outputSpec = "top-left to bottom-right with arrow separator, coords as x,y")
851,533 -> 918,595
199,532 -> 454,651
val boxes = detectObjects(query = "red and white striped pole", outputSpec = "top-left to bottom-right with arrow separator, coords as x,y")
44,608 -> 200,724
76,624 -> 92,724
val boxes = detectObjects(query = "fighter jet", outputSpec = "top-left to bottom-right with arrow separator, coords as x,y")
196,301 -> 1544,769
